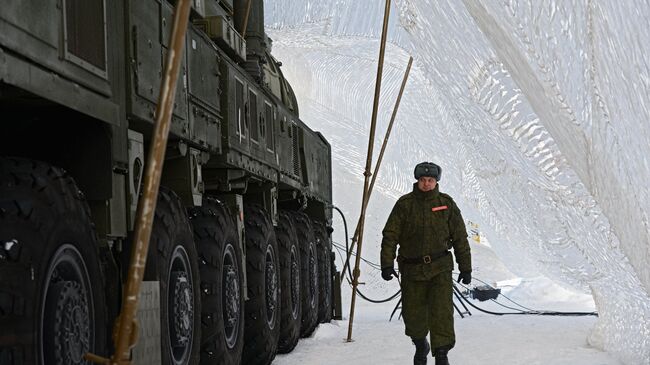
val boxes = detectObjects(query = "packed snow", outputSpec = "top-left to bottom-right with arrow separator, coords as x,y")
274,258 -> 621,365
275,312 -> 618,365
265,0 -> 650,364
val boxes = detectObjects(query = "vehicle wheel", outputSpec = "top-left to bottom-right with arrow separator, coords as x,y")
313,221 -> 333,323
0,158 -> 107,364
275,210 -> 301,353
187,198 -> 243,365
242,204 -> 281,365
148,187 -> 201,365
289,211 -> 319,338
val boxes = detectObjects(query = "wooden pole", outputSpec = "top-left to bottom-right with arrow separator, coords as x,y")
84,0 -> 192,363
341,56 -> 413,282
347,0 -> 392,342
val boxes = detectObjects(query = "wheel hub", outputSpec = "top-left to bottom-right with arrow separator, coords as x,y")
265,246 -> 278,328
41,245 -> 95,365
309,244 -> 318,309
290,247 -> 300,318
170,270 -> 193,348
167,245 -> 195,364
223,245 -> 240,349
51,281 -> 91,364
224,264 -> 240,327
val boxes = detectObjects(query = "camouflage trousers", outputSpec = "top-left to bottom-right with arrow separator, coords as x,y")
400,270 -> 455,349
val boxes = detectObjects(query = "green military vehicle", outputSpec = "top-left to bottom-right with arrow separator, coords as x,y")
0,1 -> 339,364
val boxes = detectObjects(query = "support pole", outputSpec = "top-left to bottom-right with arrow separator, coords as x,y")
453,284 -> 472,316
347,0 -> 392,343
84,0 -> 192,363
341,56 -> 413,281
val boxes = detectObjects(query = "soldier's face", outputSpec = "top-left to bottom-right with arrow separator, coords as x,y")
417,177 -> 437,192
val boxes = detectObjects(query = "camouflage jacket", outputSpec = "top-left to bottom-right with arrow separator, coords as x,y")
380,183 -> 472,280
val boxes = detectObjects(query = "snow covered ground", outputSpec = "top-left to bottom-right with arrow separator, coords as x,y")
275,309 -> 619,365
276,250 -> 620,365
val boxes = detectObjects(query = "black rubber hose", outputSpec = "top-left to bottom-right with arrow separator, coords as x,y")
356,287 -> 402,304
331,204 -> 401,304
331,205 -> 353,280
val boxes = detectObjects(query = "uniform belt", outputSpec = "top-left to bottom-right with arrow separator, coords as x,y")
397,250 -> 449,264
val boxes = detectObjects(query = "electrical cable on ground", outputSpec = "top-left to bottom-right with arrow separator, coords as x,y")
470,275 -> 536,312
488,298 -> 529,313
454,278 -> 597,317
331,204 -> 597,316
332,205 -> 401,304
331,243 -> 399,303
333,241 -> 381,269
457,292 -> 597,317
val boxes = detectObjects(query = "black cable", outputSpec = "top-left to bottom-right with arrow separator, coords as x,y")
488,299 -> 527,313
332,241 -> 381,270
455,273 -> 597,316
355,287 -> 402,303
331,205 -> 596,315
498,294 -> 537,312
454,282 -> 597,317
331,242 -> 349,269
457,274 -> 534,312
331,204 -> 401,304
453,285 -> 522,316
470,275 -> 536,312
332,241 -> 401,303
331,205 -> 354,281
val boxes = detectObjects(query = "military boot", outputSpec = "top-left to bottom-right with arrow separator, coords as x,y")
433,347 -> 450,365
412,338 -> 430,365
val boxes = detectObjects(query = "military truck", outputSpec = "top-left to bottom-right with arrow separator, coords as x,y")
0,1 -> 339,364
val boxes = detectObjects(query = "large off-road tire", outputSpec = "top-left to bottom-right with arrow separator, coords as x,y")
242,204 -> 281,365
289,211 -> 319,338
187,198 -> 243,365
147,188 -> 201,365
275,210 -> 301,353
313,221 -> 333,323
0,158 -> 107,364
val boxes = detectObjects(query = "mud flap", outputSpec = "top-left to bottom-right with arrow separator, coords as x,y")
333,271 -> 343,320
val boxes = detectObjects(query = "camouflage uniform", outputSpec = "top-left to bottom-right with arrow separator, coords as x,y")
381,183 -> 471,350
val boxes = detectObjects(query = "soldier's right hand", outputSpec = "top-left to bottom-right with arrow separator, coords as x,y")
381,266 -> 398,281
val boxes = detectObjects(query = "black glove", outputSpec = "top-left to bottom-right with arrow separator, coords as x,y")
381,267 -> 398,281
457,271 -> 471,285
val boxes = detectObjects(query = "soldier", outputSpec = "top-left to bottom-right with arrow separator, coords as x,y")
380,162 -> 472,365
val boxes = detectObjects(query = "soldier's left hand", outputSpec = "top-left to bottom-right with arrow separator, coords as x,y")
381,267 -> 398,281
457,271 -> 471,285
